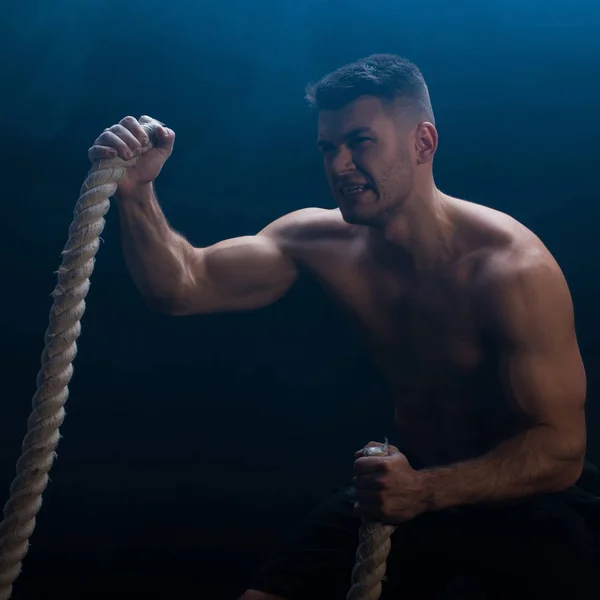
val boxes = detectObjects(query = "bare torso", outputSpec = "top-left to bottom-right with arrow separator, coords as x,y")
282,198 -> 539,469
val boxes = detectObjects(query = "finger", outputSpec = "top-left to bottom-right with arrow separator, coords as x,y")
108,123 -> 145,153
353,456 -> 387,475
355,489 -> 380,507
154,125 -> 175,152
353,474 -> 382,490
95,128 -> 140,160
88,145 -> 118,162
119,116 -> 150,147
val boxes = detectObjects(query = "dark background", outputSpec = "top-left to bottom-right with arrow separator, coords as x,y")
1,0 -> 599,597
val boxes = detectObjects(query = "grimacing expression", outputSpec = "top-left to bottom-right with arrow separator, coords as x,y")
317,96 -> 415,226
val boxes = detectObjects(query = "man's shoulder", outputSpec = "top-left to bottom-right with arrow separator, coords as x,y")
459,200 -> 569,316
462,210 -> 573,340
259,207 -> 354,244
458,199 -> 560,283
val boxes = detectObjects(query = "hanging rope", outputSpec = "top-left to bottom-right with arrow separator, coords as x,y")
0,116 -> 163,600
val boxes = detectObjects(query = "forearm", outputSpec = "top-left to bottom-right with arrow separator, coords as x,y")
116,183 -> 194,310
420,426 -> 585,511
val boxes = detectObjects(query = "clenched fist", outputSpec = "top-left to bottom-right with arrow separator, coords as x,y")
88,115 -> 175,198
353,441 -> 429,524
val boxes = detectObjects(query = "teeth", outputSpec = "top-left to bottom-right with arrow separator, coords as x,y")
342,185 -> 366,194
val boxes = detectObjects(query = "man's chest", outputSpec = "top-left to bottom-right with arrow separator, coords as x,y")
315,260 -> 486,380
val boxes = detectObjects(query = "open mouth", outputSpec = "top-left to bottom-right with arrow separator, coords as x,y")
340,184 -> 371,196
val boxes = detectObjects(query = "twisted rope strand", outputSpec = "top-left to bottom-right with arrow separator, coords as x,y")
0,116 -> 161,600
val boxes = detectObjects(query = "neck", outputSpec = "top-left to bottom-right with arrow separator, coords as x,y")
369,183 -> 456,272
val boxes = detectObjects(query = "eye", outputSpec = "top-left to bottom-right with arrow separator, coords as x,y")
318,143 -> 335,154
350,137 -> 372,148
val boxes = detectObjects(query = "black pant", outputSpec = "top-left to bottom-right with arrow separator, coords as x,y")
250,468 -> 600,599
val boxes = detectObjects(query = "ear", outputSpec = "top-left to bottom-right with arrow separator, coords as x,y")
415,122 -> 438,165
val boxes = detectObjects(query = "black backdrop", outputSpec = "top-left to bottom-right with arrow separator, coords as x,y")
1,0 -> 599,597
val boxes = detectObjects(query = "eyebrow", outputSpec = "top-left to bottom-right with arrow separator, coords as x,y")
317,126 -> 373,148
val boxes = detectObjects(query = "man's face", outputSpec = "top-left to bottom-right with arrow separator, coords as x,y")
317,95 -> 415,227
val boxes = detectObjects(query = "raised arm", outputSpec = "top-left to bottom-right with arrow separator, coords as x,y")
117,183 -> 300,315
89,116 -> 304,316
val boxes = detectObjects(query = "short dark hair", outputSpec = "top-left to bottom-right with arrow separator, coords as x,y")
305,54 -> 434,124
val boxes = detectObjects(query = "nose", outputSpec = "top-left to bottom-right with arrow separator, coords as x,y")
329,146 -> 356,177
